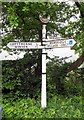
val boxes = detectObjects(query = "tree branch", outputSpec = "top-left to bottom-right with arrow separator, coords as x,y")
68,53 -> 84,72
75,2 -> 84,18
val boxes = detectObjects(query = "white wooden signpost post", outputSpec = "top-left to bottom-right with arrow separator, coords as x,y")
7,15 -> 76,108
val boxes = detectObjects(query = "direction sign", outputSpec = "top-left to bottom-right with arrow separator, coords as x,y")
7,39 -> 76,49
43,39 -> 76,48
7,42 -> 51,49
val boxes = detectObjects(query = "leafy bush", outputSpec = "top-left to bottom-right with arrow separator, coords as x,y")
55,95 -> 82,118
2,56 -> 83,119
2,58 -> 41,99
3,96 -> 82,119
47,57 -> 83,96
3,97 -> 55,119
64,69 -> 83,96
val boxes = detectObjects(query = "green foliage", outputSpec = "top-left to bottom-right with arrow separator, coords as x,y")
2,96 -> 82,118
2,2 -> 79,44
2,54 -> 41,99
2,52 -> 83,119
2,56 -> 83,118
47,57 -> 83,96
3,97 -> 54,119
2,55 -> 83,98
64,69 -> 83,96
74,32 -> 84,54
55,95 -> 82,118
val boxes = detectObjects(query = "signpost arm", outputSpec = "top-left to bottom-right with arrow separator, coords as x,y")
41,24 -> 47,108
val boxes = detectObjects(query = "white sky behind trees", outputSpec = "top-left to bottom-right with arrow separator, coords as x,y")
0,47 -> 79,62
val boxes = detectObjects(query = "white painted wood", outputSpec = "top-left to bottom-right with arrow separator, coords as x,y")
41,54 -> 46,108
41,24 -> 47,108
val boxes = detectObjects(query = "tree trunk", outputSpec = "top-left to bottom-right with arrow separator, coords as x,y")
68,53 -> 84,72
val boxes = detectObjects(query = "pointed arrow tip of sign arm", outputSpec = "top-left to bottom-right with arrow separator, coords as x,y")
7,42 -> 12,49
73,39 -> 76,46
66,39 -> 76,47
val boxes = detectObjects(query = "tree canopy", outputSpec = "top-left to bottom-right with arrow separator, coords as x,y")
1,2 -> 84,70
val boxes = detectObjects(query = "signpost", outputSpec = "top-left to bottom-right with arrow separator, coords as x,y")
7,15 -> 76,108
7,38 -> 76,49
7,42 -> 51,49
39,14 -> 50,108
43,39 -> 76,48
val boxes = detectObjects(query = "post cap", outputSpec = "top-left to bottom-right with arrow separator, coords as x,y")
39,14 -> 50,23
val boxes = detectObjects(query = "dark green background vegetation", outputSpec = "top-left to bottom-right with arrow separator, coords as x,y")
2,57 -> 83,118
